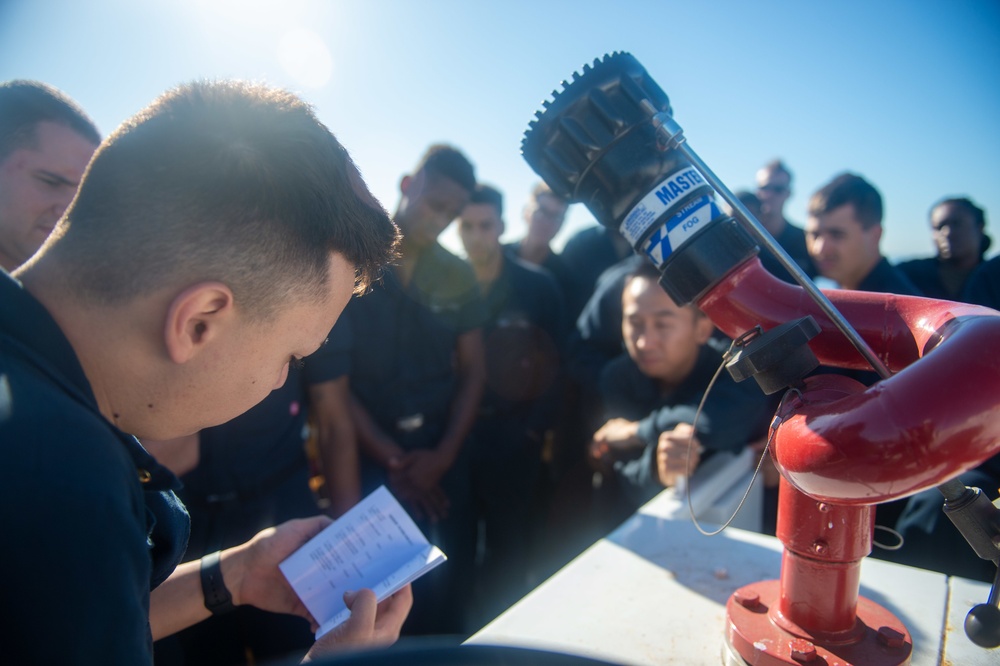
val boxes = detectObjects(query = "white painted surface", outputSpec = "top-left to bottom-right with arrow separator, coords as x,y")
942,576 -> 997,666
468,486 -> 994,665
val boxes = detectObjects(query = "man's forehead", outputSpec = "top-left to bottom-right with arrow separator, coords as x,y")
2,124 -> 95,176
624,298 -> 691,324
808,205 -> 862,230
460,203 -> 500,224
626,304 -> 682,317
932,203 -> 973,224
34,119 -> 96,147
626,277 -> 681,306
536,192 -> 566,209
422,170 -> 467,193
758,168 -> 790,185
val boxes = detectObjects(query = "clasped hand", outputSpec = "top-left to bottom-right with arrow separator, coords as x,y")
387,449 -> 451,522
656,423 -> 702,487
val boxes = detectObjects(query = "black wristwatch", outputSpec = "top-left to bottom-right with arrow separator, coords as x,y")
200,550 -> 236,615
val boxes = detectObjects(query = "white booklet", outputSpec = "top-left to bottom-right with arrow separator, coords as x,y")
279,485 -> 447,639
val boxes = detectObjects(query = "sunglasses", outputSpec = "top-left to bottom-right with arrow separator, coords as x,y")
758,184 -> 789,194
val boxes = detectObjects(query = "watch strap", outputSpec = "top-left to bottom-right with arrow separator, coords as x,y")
200,550 -> 236,615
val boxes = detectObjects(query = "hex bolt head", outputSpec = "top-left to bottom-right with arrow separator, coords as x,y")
734,590 -> 760,609
877,626 -> 906,648
789,638 -> 817,662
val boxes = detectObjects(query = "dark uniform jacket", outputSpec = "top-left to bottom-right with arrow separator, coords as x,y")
857,256 -> 922,296
344,241 -> 485,451
760,220 -> 818,283
0,272 -> 188,664
478,254 -> 566,437
600,344 -> 772,506
963,255 -> 1000,310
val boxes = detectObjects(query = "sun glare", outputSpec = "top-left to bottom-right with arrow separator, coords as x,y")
183,0 -> 335,89
277,28 -> 334,89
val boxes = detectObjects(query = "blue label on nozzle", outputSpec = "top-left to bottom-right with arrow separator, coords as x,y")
620,166 -> 708,246
642,195 -> 720,268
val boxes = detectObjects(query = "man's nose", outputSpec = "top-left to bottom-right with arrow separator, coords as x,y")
52,188 -> 76,213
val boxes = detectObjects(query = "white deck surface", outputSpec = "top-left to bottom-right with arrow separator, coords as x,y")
468,484 -> 996,665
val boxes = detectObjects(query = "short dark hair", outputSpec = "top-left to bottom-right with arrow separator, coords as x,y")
623,260 -> 704,316
469,183 -> 504,218
413,144 -> 476,193
531,181 -> 564,203
49,80 -> 399,320
762,159 -> 793,183
625,259 -> 663,285
933,196 -> 991,257
0,80 -> 100,161
733,190 -> 762,219
809,172 -> 883,229
932,196 -> 986,229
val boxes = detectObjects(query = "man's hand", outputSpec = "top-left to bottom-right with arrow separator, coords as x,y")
396,448 -> 451,495
408,486 -> 451,523
588,418 -> 642,468
302,586 -> 413,662
150,516 -> 333,640
386,454 -> 450,523
656,423 -> 702,488
223,516 -> 333,622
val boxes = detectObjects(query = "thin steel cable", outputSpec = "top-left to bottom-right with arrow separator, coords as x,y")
685,332 -> 772,536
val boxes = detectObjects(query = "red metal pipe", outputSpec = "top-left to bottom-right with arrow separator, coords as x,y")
774,476 -> 871,642
700,257 -> 1000,504
709,256 -> 1000,662
700,256 -> 997,371
777,549 -> 864,641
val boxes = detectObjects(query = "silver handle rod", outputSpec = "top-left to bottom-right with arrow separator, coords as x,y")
648,108 -> 892,380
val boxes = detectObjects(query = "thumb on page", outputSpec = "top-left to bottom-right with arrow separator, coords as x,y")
343,588 -> 377,625
303,589 -> 379,660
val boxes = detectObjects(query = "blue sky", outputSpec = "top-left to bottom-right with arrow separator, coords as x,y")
2,0 -> 998,261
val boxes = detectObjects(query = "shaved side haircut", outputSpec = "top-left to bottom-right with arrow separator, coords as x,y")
46,81 -> 399,319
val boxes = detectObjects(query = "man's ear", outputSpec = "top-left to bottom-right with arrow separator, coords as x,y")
694,313 -> 716,345
870,224 -> 884,245
399,174 -> 412,196
163,282 -> 235,364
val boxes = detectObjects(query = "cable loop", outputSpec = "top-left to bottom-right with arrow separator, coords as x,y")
686,333 -> 772,537
873,525 -> 905,551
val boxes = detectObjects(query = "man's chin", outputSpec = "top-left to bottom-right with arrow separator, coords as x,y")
636,359 -> 664,376
405,233 -> 435,250
816,262 -> 839,280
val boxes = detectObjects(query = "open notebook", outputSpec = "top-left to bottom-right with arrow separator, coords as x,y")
279,485 -> 446,638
